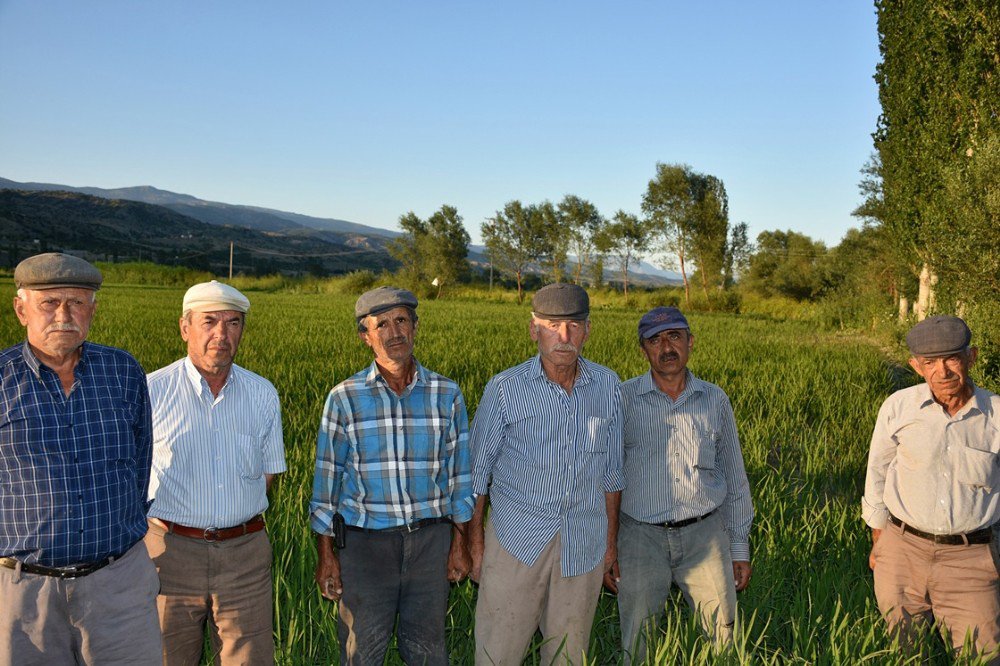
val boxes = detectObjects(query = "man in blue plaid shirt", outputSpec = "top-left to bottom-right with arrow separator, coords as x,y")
311,286 -> 473,666
0,253 -> 161,664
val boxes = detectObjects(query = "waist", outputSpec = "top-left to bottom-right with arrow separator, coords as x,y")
345,517 -> 450,535
0,546 -> 133,579
635,509 -> 717,530
888,514 -> 994,545
154,515 -> 265,542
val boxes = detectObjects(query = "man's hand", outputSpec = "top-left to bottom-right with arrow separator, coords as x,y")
315,534 -> 343,601
869,528 -> 882,571
603,558 -> 620,594
469,496 -> 488,583
448,523 -> 472,582
733,560 -> 752,592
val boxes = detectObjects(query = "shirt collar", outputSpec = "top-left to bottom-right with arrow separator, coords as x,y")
364,357 -> 426,391
636,369 -> 703,399
183,356 -> 237,397
20,340 -> 89,379
915,380 -> 987,417
528,354 -> 593,387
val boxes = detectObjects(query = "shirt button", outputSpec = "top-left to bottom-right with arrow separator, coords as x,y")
675,478 -> 680,482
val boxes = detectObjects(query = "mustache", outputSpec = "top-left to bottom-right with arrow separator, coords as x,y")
46,323 -> 82,333
658,352 -> 680,364
386,337 -> 408,346
553,343 -> 579,353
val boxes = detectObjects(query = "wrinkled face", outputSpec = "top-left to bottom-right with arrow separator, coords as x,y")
360,306 -> 417,364
14,288 -> 96,359
180,310 -> 245,375
641,328 -> 694,377
530,316 -> 590,369
908,349 -> 977,402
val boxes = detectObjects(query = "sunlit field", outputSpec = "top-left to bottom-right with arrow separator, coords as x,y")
5,282 -> 990,664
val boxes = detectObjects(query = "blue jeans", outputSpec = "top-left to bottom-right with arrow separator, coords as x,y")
616,512 -> 736,663
337,522 -> 451,665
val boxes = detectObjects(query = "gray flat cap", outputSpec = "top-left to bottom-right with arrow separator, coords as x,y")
14,252 -> 103,291
906,315 -> 972,357
531,283 -> 589,321
355,286 -> 418,321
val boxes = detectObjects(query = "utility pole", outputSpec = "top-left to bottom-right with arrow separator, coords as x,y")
229,242 -> 234,280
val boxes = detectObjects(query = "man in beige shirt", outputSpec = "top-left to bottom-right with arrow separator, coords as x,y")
863,315 -> 1000,662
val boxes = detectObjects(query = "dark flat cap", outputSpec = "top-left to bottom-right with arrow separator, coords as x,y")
638,306 -> 689,339
531,283 -> 589,321
355,286 -> 418,321
906,315 -> 971,357
14,252 -> 103,291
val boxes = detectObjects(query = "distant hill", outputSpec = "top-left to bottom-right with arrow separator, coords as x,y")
0,177 -> 401,239
0,189 -> 395,276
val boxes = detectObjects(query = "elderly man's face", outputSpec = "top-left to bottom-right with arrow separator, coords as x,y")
180,310 -> 245,375
530,316 -> 590,370
908,349 -> 977,402
360,307 -> 417,364
641,329 -> 694,378
14,288 -> 96,360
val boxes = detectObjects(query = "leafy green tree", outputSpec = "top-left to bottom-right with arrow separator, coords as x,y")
388,205 -> 470,294
558,195 -> 605,285
481,200 -> 548,304
537,200 -> 568,283
605,210 -> 652,302
745,230 -> 828,301
724,222 -> 751,287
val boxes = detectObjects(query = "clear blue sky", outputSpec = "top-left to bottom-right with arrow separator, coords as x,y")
0,1 -> 880,250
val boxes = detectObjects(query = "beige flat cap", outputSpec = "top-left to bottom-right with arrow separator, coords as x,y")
182,280 -> 250,314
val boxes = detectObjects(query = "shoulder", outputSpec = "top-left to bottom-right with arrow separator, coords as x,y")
580,357 -> 621,385
86,342 -> 145,375
691,375 -> 730,401
488,358 -> 535,388
147,358 -> 186,385
0,344 -> 22,366
232,364 -> 279,399
326,368 -> 370,400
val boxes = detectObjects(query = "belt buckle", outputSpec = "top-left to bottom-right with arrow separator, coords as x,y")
203,528 -> 220,542
405,520 -> 418,533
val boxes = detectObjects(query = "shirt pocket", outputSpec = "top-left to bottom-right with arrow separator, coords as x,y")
694,428 -> 719,470
585,416 -> 610,453
957,446 -> 999,492
236,433 -> 264,480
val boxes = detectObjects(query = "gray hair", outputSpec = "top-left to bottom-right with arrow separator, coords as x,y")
16,288 -> 96,303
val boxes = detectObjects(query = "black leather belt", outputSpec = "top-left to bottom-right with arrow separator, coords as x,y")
647,509 -> 717,530
0,552 -> 124,579
346,517 -> 450,535
888,514 -> 993,545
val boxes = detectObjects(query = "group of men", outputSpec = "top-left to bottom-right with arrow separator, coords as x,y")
0,251 -> 997,665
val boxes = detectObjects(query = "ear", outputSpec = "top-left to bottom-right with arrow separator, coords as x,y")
581,320 -> 591,345
528,319 -> 540,342
907,357 -> 924,379
179,316 -> 190,342
688,332 -> 695,352
968,347 -> 978,367
358,329 -> 373,349
13,296 -> 28,326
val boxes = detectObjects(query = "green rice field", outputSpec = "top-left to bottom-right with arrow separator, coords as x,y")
3,283 -> 992,664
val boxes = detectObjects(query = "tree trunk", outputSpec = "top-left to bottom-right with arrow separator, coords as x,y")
700,269 -> 710,300
898,296 -> 908,323
678,251 -> 690,308
516,270 -> 524,304
916,263 -> 935,321
622,257 -> 630,303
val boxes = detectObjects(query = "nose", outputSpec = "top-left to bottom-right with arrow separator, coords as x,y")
555,322 -> 573,342
53,301 -> 73,322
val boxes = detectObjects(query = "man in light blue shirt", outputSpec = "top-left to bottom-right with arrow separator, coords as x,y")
469,283 -> 624,666
613,306 -> 753,662
144,280 -> 286,665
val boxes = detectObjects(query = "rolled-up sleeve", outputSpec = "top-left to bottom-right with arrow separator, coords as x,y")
448,391 -> 474,522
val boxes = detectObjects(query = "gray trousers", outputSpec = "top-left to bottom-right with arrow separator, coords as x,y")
0,541 -> 162,666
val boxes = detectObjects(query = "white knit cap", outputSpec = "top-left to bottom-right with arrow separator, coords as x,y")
182,280 -> 250,314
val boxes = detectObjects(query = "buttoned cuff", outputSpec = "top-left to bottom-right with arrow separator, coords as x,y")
602,469 -> 626,493
861,498 -> 889,529
730,542 -> 750,562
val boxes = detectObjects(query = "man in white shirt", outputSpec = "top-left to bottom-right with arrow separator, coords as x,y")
863,315 -> 1000,662
144,280 -> 286,665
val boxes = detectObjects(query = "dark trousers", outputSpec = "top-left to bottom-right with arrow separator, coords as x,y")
337,522 -> 451,666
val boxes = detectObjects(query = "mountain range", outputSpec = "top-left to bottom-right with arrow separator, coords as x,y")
0,177 -> 682,284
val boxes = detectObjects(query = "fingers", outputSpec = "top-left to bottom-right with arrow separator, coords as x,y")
603,559 -> 620,593
733,562 -> 752,592
320,576 -> 342,601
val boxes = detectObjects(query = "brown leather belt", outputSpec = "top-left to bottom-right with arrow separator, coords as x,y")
888,514 -> 993,545
345,517 -> 450,535
159,515 -> 265,542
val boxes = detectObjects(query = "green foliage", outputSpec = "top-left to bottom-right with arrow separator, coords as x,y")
481,200 -> 551,303
388,206 -> 470,296
744,230 -> 829,301
93,261 -> 215,286
603,210 -> 653,301
559,195 -> 606,286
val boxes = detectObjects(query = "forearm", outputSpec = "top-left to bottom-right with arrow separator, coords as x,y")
605,491 -> 621,548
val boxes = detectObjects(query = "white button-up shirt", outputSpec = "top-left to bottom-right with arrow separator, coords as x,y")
863,382 -> 1000,535
147,357 -> 286,529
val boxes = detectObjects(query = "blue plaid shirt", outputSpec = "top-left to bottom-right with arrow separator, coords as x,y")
311,359 -> 473,533
0,341 -> 153,566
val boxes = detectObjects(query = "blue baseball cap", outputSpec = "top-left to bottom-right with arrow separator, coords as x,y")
638,306 -> 689,340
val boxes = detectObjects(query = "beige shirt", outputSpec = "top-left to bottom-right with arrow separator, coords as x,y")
862,382 -> 1000,534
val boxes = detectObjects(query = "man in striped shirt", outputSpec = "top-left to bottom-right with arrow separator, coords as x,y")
0,253 -> 162,664
469,283 -> 625,666
144,280 -> 286,665
612,306 -> 753,661
311,286 -> 473,666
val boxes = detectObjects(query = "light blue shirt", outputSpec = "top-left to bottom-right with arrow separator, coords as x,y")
471,355 -> 625,577
147,357 -> 286,529
620,370 -> 753,561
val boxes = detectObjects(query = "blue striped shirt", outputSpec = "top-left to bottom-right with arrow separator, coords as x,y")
620,370 -> 753,561
311,359 -> 473,533
147,358 -> 286,529
0,341 -> 152,566
470,355 -> 625,577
